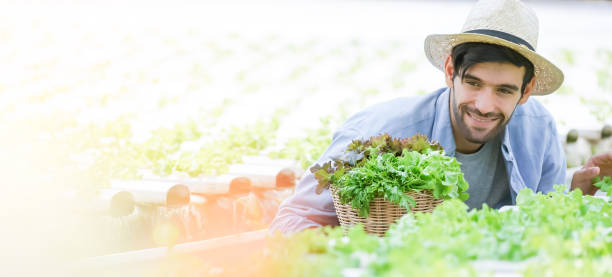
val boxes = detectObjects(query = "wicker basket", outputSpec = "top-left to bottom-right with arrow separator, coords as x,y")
330,186 -> 443,236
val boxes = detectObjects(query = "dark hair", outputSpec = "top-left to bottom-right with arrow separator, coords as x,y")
451,42 -> 535,94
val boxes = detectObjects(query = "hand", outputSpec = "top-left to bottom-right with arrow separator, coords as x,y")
571,151 -> 612,195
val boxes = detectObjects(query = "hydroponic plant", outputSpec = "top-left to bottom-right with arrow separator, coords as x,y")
310,133 -> 469,217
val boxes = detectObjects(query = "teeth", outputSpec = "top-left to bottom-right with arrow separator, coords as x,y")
469,112 -> 494,122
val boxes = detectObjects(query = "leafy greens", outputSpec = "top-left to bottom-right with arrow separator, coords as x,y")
261,187 -> 612,276
593,176 -> 612,197
310,134 -> 469,217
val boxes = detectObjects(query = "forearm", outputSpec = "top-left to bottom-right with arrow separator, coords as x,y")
269,206 -> 333,235
269,172 -> 339,234
269,125 -> 361,234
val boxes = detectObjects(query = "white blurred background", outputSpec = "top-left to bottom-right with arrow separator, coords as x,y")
1,0 -> 611,274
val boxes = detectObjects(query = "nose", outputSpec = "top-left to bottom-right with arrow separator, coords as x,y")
473,89 -> 496,115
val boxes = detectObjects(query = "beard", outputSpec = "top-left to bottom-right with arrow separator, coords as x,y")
451,88 -> 515,144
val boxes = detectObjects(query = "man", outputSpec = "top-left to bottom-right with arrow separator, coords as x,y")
270,0 -> 612,233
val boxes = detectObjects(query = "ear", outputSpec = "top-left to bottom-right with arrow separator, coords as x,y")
443,55 -> 454,88
518,76 -> 536,104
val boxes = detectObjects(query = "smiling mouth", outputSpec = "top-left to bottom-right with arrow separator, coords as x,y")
466,110 -> 499,124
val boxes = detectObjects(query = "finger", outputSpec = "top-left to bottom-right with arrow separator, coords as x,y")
576,166 -> 600,181
572,167 -> 600,195
588,166 -> 601,177
585,152 -> 612,167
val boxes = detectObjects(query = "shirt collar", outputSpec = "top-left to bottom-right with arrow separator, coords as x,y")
431,88 -> 457,157
501,123 -> 513,158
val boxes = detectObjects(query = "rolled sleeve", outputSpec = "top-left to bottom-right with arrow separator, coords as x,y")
269,172 -> 338,234
269,127 -> 361,234
537,119 -> 567,193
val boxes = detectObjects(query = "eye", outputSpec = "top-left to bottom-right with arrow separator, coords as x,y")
498,88 -> 513,95
466,81 -> 480,87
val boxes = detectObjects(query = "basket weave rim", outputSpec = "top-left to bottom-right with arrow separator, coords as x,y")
330,185 -> 444,236
329,186 -> 440,198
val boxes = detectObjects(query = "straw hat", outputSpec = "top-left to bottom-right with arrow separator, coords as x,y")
424,0 -> 563,95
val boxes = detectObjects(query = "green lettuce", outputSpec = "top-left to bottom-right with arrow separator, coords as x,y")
311,134 -> 469,217
593,176 -> 612,198
260,187 -> 612,277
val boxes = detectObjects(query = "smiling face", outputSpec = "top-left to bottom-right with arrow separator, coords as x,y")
444,57 -> 535,153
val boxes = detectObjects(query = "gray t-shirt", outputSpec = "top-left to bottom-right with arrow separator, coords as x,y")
454,135 -> 512,210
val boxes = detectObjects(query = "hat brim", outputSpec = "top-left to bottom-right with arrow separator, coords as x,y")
424,33 -> 564,95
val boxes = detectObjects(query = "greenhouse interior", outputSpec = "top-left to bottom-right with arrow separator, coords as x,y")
2,0 -> 611,276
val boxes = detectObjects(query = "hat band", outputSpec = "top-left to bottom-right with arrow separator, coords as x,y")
463,29 -> 535,51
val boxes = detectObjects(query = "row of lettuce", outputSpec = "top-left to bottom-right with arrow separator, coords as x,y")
16,106 -> 336,190
257,187 -> 612,276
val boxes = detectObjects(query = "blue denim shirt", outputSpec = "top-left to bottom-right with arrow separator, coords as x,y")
270,88 -> 566,234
